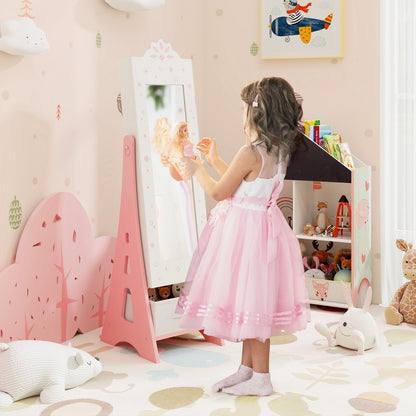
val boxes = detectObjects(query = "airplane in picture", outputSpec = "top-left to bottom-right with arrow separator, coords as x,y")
268,1 -> 333,44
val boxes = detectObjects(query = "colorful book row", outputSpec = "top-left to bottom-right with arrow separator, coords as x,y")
304,120 -> 354,170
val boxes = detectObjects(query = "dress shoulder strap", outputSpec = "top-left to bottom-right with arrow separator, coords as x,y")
256,143 -> 286,179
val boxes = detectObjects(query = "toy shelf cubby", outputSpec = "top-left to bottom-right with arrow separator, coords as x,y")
286,133 -> 372,308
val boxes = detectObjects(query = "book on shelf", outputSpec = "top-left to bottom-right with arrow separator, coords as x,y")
305,121 -> 331,147
323,135 -> 355,170
305,120 -> 320,138
323,134 -> 342,161
312,124 -> 320,144
339,142 -> 355,169
319,124 -> 331,145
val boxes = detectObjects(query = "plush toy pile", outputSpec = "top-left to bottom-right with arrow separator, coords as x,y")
0,340 -> 102,407
148,283 -> 184,301
302,241 -> 352,282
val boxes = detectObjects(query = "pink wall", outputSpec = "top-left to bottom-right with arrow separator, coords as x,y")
0,0 -> 203,266
0,0 -> 381,301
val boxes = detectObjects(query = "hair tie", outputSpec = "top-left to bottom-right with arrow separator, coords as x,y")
252,94 -> 259,107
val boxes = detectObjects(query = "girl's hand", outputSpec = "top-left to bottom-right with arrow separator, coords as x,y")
196,137 -> 219,165
179,156 -> 203,180
160,154 -> 170,166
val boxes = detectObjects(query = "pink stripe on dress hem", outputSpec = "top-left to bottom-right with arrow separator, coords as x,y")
177,296 -> 306,327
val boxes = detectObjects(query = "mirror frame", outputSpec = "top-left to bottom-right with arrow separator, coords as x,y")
118,39 -> 207,288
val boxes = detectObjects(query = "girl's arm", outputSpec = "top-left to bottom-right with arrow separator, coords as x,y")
180,144 -> 259,201
196,137 -> 228,176
211,158 -> 228,176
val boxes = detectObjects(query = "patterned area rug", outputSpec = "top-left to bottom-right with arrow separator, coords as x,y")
1,305 -> 415,416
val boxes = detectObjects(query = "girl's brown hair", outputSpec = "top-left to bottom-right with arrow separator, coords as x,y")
241,77 -> 303,161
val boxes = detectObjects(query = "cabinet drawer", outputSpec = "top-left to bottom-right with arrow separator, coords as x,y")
306,277 -> 351,307
150,297 -> 183,338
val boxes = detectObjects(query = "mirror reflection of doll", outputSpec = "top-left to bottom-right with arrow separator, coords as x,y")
178,123 -> 196,159
152,118 -> 195,181
152,118 -> 197,254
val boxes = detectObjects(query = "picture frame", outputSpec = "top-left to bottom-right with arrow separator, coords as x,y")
260,0 -> 344,59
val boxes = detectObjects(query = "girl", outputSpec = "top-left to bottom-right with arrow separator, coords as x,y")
176,77 -> 310,396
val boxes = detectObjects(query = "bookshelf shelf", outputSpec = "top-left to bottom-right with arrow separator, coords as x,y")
287,133 -> 372,308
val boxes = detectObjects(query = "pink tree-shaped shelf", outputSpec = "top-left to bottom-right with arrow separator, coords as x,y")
0,193 -> 116,343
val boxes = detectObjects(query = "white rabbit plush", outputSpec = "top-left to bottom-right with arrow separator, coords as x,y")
315,282 -> 377,355
303,256 -> 325,279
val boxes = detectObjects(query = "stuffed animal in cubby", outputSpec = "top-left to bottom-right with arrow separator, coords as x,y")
333,255 -> 352,282
385,239 -> 416,325
333,248 -> 352,273
303,256 -> 325,279
172,283 -> 184,297
0,340 -> 102,407
148,288 -> 160,302
157,285 -> 172,299
303,223 -> 315,236
315,282 -> 377,355
339,256 -> 352,270
313,201 -> 330,234
321,263 -> 336,280
303,255 -> 318,270
312,240 -> 334,265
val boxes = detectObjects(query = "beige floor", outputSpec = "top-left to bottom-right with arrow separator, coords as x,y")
1,305 -> 415,416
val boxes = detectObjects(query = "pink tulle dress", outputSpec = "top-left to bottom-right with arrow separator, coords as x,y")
176,143 -> 310,342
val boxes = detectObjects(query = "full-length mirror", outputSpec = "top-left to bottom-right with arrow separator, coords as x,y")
118,40 -> 206,289
146,84 -> 197,262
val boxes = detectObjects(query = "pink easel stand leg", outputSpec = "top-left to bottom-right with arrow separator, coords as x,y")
101,135 -> 159,363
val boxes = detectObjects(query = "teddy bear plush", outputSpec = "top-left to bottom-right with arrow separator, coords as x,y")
171,283 -> 184,297
148,287 -> 160,302
339,256 -> 352,270
385,239 -> 416,325
157,285 -> 172,299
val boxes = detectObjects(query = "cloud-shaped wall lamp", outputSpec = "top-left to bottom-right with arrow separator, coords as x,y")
0,17 -> 49,56
105,0 -> 165,12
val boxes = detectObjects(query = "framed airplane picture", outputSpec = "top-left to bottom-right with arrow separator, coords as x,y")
261,0 -> 344,59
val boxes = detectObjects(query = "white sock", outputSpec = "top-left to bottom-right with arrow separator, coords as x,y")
212,364 -> 253,393
222,371 -> 273,396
